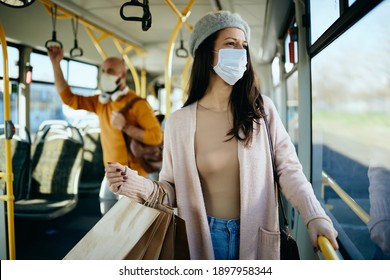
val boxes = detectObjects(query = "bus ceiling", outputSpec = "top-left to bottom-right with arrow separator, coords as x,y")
0,1 -> 295,73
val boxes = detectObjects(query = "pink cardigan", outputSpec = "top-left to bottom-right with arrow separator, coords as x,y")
156,95 -> 331,259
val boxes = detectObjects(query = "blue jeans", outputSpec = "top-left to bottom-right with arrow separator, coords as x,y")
208,216 -> 240,260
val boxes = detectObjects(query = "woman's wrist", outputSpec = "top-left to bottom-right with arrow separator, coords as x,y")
307,216 -> 332,229
142,180 -> 156,202
120,167 -> 155,202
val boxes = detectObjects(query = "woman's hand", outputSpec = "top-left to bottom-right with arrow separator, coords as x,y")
105,162 -> 154,203
370,221 -> 390,254
307,218 -> 339,252
105,162 -> 126,193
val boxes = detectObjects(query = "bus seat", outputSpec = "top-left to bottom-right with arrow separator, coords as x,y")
14,126 -> 84,220
79,126 -> 104,192
0,125 -> 31,201
38,120 -> 71,131
31,120 -> 73,156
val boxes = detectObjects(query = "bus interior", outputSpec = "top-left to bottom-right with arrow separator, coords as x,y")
1,0 -> 389,261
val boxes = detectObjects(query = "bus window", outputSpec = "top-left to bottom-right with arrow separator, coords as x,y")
271,56 -> 283,114
309,0 -> 340,44
29,52 -> 99,136
311,1 -> 390,259
68,60 -> 98,90
29,83 -> 66,135
0,45 -> 19,124
349,0 -> 357,6
286,71 -> 298,147
0,45 -> 19,79
0,82 -> 19,125
30,52 -> 67,83
271,56 -> 280,87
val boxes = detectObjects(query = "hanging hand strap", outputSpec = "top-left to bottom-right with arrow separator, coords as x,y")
119,0 -> 152,31
175,29 -> 189,58
70,17 -> 83,58
45,5 -> 63,49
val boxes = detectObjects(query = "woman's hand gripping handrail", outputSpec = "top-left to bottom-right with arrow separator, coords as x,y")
318,235 -> 340,260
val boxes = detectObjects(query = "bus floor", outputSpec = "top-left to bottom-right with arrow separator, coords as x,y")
14,189 -> 102,260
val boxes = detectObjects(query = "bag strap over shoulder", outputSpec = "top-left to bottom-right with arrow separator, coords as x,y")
120,97 -> 144,160
119,97 -> 144,115
263,115 -> 291,234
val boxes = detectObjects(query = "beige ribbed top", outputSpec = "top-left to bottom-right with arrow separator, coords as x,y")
195,103 -> 240,219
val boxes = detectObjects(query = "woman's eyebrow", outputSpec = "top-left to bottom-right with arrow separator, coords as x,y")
223,37 -> 248,43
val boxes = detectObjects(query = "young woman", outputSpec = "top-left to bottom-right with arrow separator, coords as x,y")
105,11 -> 338,260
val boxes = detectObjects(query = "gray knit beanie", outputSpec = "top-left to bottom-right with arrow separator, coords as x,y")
189,10 -> 251,57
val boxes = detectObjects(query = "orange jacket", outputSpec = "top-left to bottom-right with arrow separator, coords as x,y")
60,87 -> 163,176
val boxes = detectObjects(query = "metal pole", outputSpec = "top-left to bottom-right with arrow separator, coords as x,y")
0,21 -> 16,260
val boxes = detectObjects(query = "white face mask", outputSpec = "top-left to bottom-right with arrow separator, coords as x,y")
100,73 -> 121,94
213,49 -> 247,85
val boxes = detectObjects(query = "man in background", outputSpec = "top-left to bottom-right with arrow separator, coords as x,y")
48,46 -> 163,214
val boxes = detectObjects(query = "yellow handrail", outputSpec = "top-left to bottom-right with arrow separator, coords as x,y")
321,171 -> 370,225
84,26 -> 108,60
318,235 -> 339,260
164,0 -> 195,116
0,21 -> 16,260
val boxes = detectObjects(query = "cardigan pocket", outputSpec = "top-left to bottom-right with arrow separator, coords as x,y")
257,227 -> 280,260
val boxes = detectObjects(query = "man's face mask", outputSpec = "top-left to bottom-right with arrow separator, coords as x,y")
213,48 -> 247,85
98,73 -> 128,104
100,73 -> 121,94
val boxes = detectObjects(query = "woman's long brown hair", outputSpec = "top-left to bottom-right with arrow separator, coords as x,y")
183,31 -> 264,146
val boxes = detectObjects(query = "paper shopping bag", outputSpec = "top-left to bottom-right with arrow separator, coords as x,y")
130,183 -> 190,260
141,209 -> 172,259
153,187 -> 190,260
63,196 -> 160,260
158,213 -> 190,260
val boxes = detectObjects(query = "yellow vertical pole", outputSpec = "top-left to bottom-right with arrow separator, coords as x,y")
141,67 -> 147,98
113,39 -> 142,96
164,21 -> 180,116
181,56 -> 192,104
0,22 -> 16,260
164,0 -> 195,116
122,55 -> 141,96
